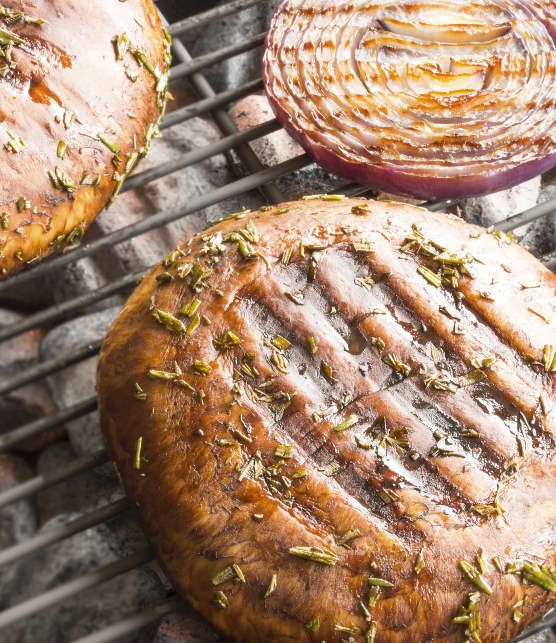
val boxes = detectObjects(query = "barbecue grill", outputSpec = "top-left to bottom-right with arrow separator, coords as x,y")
0,1 -> 555,641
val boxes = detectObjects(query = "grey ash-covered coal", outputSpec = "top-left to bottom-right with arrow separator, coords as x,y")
0,1 -> 555,642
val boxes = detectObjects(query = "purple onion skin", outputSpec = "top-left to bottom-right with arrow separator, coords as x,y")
265,89 -> 556,201
262,1 -> 556,201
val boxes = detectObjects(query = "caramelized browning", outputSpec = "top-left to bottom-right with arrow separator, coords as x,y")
98,198 -> 556,642
0,0 -> 170,279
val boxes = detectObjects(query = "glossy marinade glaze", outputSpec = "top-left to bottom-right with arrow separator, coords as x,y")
0,0 -> 171,279
97,198 -> 556,642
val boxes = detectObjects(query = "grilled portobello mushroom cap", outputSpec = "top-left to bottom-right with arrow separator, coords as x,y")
0,0 -> 170,279
98,198 -> 556,642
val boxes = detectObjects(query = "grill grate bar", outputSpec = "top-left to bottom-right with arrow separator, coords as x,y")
0,154 -> 310,295
0,498 -> 128,568
497,194 -> 556,232
0,547 -> 154,630
0,395 -> 97,453
513,613 -> 556,642
0,273 -> 144,344
0,341 -> 102,397
121,118 -> 280,195
70,597 -> 184,643
170,32 -> 265,82
160,78 -> 264,131
167,0 -> 265,37
0,449 -> 107,509
170,33 -> 283,204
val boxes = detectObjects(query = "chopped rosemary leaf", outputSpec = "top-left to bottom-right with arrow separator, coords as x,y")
264,574 -> 277,598
214,330 -> 242,350
368,577 -> 393,588
367,585 -> 381,608
178,298 -> 201,318
321,194 -> 345,200
353,240 -> 375,253
320,361 -> 336,382
232,563 -> 246,583
271,335 -> 291,350
355,435 -> 371,450
473,501 -> 504,517
352,204 -> 370,215
238,451 -> 263,481
452,592 -> 481,641
471,356 -> 496,369
370,336 -> 386,352
152,308 -> 186,333
307,336 -> 319,354
417,266 -> 441,288
333,414 -> 359,433
365,621 -> 378,643
57,141 -> 67,159
192,360 -> 211,376
133,383 -> 146,401
383,353 -> 411,377
271,350 -> 288,374
492,556 -> 505,573
133,437 -> 142,470
476,550 -> 487,574
212,590 -> 228,609
305,616 -> 320,631
414,549 -> 425,574
288,546 -> 338,566
114,32 -> 129,60
337,528 -> 361,547
542,344 -> 556,373
292,467 -> 307,479
335,624 -> 359,633
185,312 -> 200,337
175,379 -> 195,392
285,290 -> 304,305
275,444 -> 293,459
521,561 -> 556,591
457,369 -> 486,387
212,566 -> 235,586
97,133 -> 120,154
148,362 -> 181,381
459,560 -> 493,595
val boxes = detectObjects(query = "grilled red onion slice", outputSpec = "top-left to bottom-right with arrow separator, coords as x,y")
263,0 -> 556,199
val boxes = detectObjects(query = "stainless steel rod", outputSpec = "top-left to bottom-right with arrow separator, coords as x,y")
160,78 -> 264,131
0,498 -> 128,567
0,341 -> 101,396
70,597 -> 183,643
170,29 -> 283,205
170,33 -> 265,82
0,548 -> 153,630
122,119 -> 280,194
0,395 -> 97,452
0,273 -> 143,344
168,0 -> 265,37
0,449 -> 107,508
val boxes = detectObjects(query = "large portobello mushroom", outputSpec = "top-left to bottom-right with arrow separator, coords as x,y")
98,197 -> 556,642
0,0 -> 171,279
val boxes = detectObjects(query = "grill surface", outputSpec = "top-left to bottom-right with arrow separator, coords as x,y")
0,1 -> 555,641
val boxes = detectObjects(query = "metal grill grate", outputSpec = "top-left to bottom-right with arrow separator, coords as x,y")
0,1 -> 555,641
